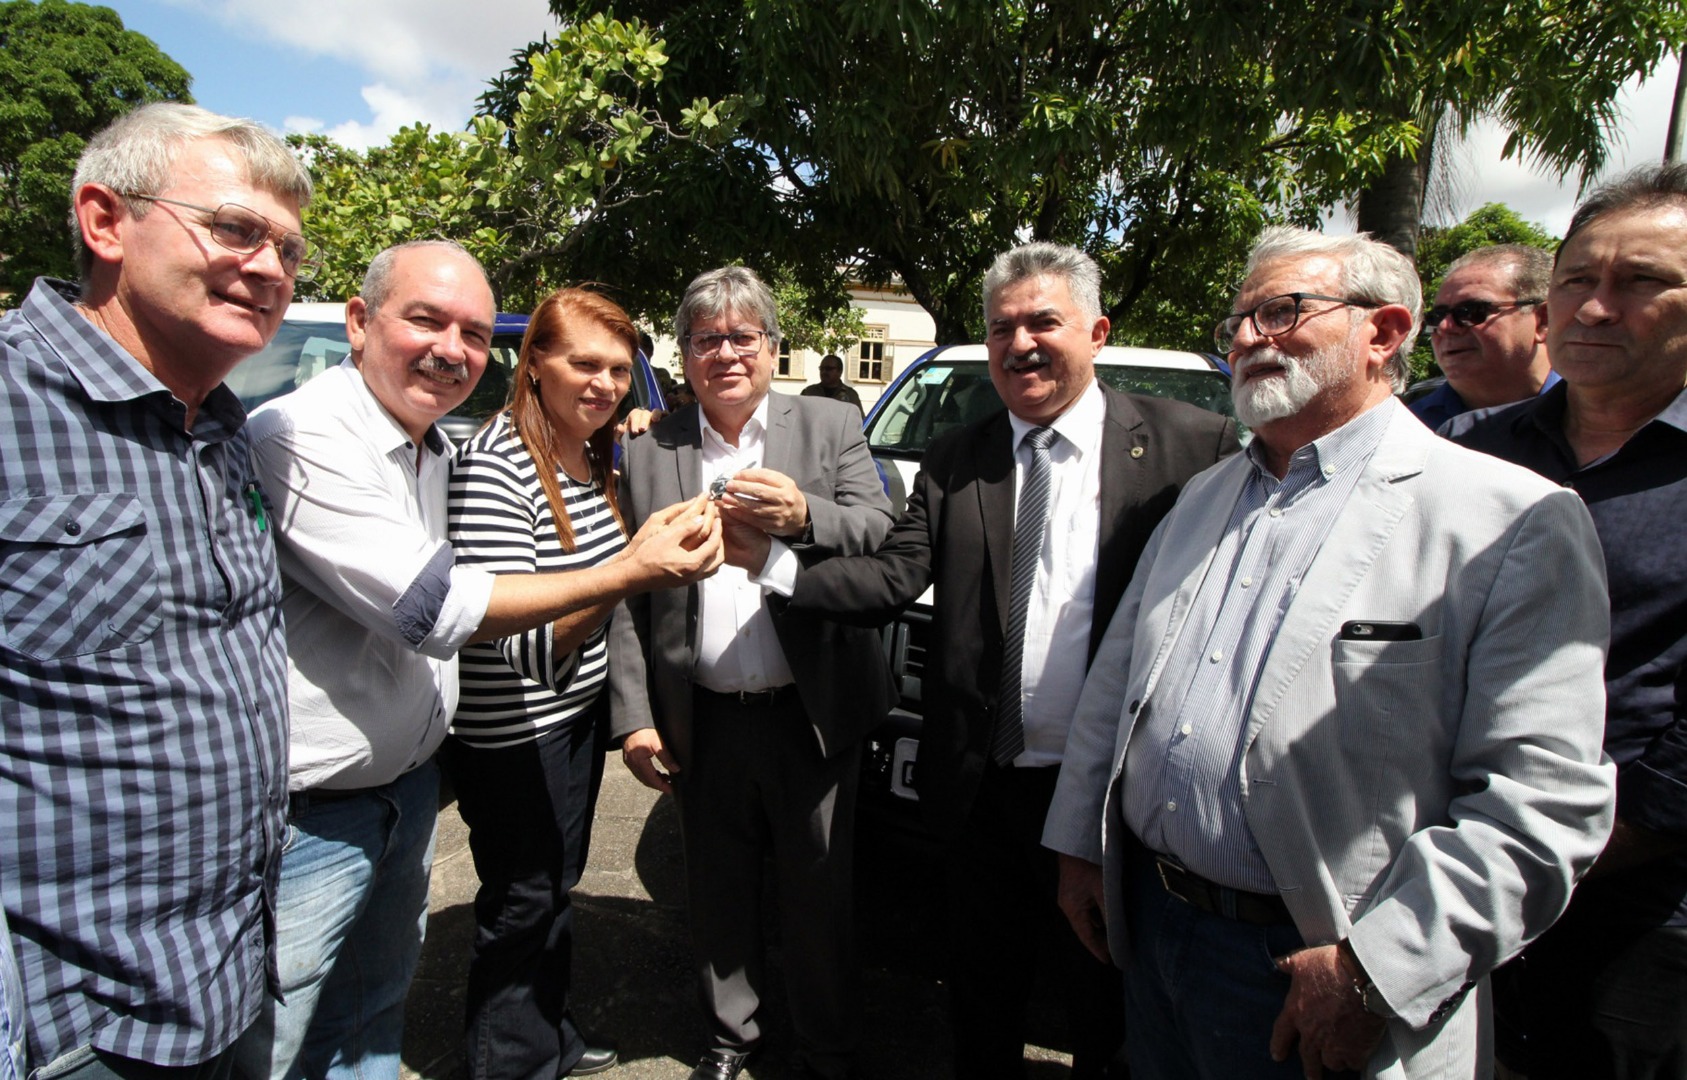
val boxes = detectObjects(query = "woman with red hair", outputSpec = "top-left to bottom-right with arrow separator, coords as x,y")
444,288 -> 642,1079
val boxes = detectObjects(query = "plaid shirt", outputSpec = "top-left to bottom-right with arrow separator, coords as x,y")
0,280 -> 289,1069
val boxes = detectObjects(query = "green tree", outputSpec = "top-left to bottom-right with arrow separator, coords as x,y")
515,0 -> 1682,347
515,1 -> 1426,349
0,0 -> 192,297
297,13 -> 741,316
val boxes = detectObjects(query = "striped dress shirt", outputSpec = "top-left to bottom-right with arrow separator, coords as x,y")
1124,401 -> 1395,893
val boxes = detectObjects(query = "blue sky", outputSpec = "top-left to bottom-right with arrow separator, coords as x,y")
101,0 -> 1679,236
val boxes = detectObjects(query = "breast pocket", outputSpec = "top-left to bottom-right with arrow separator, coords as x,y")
0,493 -> 163,660
1331,634 -> 1444,760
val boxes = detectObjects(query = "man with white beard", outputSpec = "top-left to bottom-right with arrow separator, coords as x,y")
1043,226 -> 1615,1079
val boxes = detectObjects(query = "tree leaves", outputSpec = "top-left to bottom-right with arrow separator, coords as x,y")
0,0 -> 192,297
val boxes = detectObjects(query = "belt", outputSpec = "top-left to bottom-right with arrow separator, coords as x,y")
288,786 -> 365,817
696,684 -> 798,709
1154,856 -> 1294,927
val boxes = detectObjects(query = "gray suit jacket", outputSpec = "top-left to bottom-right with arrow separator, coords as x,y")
1044,400 -> 1616,1078
608,393 -> 896,765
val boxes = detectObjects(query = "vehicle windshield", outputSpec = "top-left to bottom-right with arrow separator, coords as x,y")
223,318 -> 524,424
866,361 -> 1239,456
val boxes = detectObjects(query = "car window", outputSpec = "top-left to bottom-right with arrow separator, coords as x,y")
225,317 -> 524,421
865,360 -> 1238,457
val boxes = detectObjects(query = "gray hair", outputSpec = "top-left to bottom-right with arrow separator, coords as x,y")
1444,244 -> 1552,301
982,242 -> 1103,323
674,266 -> 781,348
1560,162 -> 1687,257
1243,226 -> 1422,393
71,102 -> 313,278
360,240 -> 489,314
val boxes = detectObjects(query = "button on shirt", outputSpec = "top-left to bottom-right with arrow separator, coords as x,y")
248,359 -> 495,792
1125,399 -> 1395,893
695,397 -> 797,692
0,279 -> 289,1068
1005,380 -> 1106,766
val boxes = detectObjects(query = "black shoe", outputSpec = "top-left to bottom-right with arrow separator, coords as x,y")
687,1046 -> 756,1080
563,1040 -> 619,1076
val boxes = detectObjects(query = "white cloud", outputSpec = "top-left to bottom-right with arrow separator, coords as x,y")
208,0 -> 555,84
164,0 -> 556,147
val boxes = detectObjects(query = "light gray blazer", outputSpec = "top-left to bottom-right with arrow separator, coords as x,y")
1044,400 -> 1616,1079
608,392 -> 896,766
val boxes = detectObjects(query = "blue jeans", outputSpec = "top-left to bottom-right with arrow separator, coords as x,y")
232,762 -> 439,1080
1124,849 -> 1356,1080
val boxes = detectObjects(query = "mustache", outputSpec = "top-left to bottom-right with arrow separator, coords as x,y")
414,354 -> 470,382
1001,349 -> 1052,373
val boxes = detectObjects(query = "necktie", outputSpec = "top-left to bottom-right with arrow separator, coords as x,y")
991,425 -> 1058,766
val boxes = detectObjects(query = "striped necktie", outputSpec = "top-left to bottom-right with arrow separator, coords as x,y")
990,424 -> 1059,766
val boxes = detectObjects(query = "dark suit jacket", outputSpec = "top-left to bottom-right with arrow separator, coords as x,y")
786,384 -> 1239,838
608,393 -> 896,767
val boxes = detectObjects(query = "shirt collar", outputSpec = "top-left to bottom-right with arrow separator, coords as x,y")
27,278 -> 251,443
1248,395 -> 1398,482
1006,377 -> 1105,457
339,357 -> 450,459
700,394 -> 772,452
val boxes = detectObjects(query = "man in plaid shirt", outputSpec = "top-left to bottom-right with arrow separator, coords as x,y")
0,103 -> 313,1080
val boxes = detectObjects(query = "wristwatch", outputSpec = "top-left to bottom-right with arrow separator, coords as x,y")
1336,938 -> 1392,1017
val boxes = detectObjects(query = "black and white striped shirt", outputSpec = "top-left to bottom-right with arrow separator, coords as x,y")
447,415 -> 626,748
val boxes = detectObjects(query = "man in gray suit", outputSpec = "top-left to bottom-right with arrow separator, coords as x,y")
1044,226 -> 1616,1078
610,266 -> 895,1080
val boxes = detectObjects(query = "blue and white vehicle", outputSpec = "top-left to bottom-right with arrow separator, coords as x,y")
226,302 -> 666,440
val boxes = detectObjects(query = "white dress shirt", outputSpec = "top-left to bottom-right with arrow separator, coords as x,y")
1006,379 -> 1105,766
693,396 -> 797,693
248,360 -> 496,791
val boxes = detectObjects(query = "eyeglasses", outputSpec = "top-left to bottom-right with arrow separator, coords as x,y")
684,330 -> 770,356
1423,298 -> 1541,331
1214,292 -> 1379,350
122,193 -> 322,282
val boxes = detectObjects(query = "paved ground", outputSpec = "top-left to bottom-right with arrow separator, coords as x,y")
400,754 -> 1080,1079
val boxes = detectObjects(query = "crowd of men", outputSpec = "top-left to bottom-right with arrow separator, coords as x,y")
0,100 -> 1682,1080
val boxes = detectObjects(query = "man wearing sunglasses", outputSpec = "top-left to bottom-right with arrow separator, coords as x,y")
1045,226 -> 1613,1079
1409,245 -> 1558,430
0,104 -> 312,1080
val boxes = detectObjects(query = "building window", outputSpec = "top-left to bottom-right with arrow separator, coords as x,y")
856,326 -> 890,383
776,339 -> 802,379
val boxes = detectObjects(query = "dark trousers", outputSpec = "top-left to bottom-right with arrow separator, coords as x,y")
1504,890 -> 1687,1080
948,762 -> 1126,1080
676,690 -> 861,1079
443,707 -> 608,1080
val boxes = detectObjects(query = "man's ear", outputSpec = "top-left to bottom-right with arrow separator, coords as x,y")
1365,304 -> 1415,367
1090,315 -> 1111,353
74,184 -> 128,268
1535,301 -> 1549,345
346,297 -> 370,357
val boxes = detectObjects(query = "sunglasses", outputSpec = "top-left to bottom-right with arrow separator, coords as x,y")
1423,298 -> 1541,330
